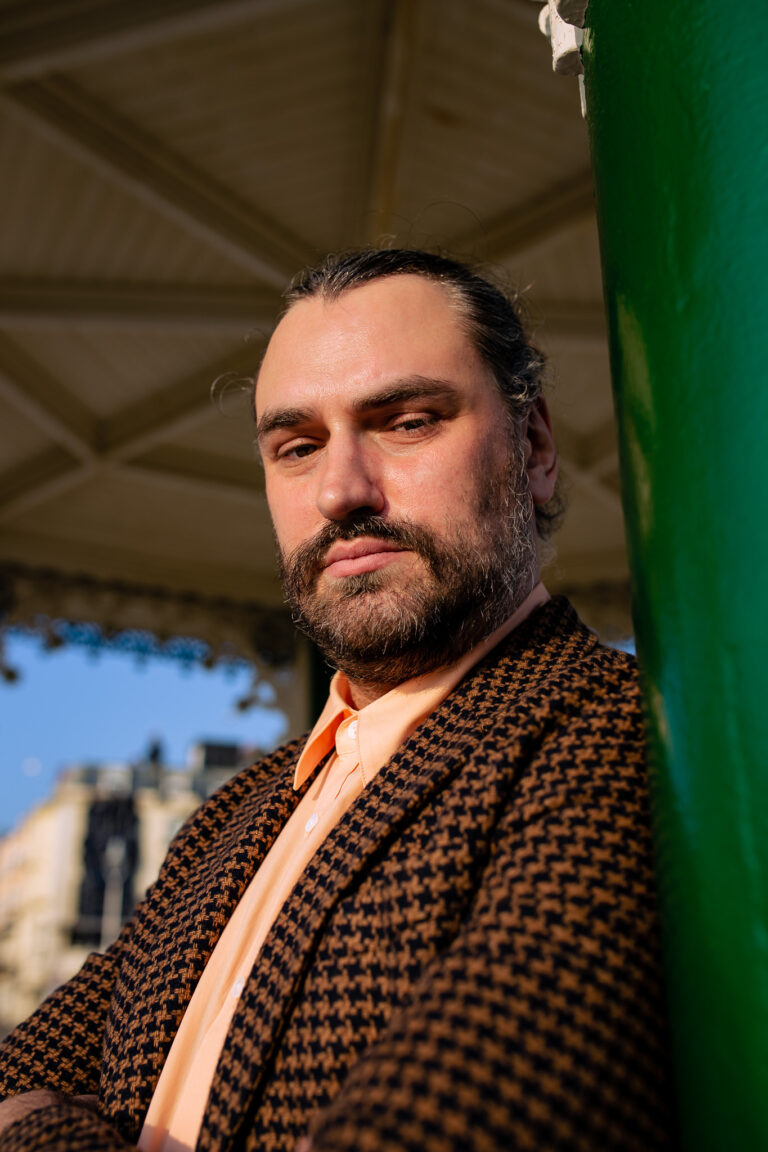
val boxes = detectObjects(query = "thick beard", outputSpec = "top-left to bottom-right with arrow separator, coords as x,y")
278,443 -> 536,692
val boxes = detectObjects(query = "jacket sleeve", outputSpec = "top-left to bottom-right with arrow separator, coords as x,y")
0,1098 -> 135,1152
0,924 -> 140,1151
305,733 -> 675,1152
0,921 -> 134,1102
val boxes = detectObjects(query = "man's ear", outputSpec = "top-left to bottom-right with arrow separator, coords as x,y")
523,397 -> 558,505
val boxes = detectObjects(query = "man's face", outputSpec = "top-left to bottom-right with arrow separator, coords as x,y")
256,275 -> 541,695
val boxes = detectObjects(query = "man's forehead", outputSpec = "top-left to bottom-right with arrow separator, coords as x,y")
255,274 -> 477,412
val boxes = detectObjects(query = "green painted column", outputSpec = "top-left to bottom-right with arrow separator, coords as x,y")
581,2 -> 768,1146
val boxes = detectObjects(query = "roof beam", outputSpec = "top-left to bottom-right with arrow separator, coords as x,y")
529,298 -> 608,349
0,527 -> 282,603
129,445 -> 264,495
0,447 -> 78,508
451,169 -> 596,261
565,465 -> 623,516
554,416 -> 618,480
545,549 -> 630,590
102,343 -> 259,461
0,342 -> 260,522
0,278 -> 282,332
0,449 -> 267,524
0,0 -> 298,83
0,456 -> 101,521
3,77 -> 315,287
552,415 -> 623,518
0,333 -> 97,460
122,459 -> 267,510
366,0 -> 419,244
0,283 -> 606,349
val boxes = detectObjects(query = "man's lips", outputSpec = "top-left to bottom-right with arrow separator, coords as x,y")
322,538 -> 407,578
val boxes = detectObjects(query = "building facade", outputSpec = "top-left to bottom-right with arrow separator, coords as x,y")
0,742 -> 255,1037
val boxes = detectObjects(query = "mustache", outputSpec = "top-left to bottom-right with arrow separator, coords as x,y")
279,515 -> 444,593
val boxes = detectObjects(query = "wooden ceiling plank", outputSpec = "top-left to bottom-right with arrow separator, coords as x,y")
3,77 -> 315,287
0,459 -> 99,522
0,333 -> 97,460
101,343 -> 260,462
582,416 -> 619,475
0,0 -> 305,83
531,298 -> 607,346
0,451 -> 266,525
552,416 -> 619,485
130,445 -> 264,493
121,461 -> 268,509
451,169 -> 596,260
0,278 -> 282,332
0,343 -> 259,521
0,446 -> 76,507
0,527 -> 281,603
565,462 -> 623,516
365,0 -> 419,244
545,546 -> 630,586
550,421 -> 584,471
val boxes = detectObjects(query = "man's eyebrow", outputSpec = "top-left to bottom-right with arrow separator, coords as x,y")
256,378 -> 460,442
256,406 -> 313,441
351,377 -> 460,413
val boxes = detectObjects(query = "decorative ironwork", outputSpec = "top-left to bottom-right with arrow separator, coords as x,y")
0,562 -> 296,686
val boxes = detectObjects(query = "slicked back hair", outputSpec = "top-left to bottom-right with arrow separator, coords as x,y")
282,248 -> 563,538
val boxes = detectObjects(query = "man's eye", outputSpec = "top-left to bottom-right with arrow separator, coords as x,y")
391,414 -> 438,433
277,441 -> 316,461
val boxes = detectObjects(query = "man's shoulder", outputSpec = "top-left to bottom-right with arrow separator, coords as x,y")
478,595 -> 640,699
462,598 -> 649,802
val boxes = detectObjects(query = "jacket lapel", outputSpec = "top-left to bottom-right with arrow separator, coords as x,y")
106,738 -> 314,1138
201,598 -> 586,1150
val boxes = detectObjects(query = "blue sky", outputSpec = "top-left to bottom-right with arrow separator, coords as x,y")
0,632 -> 288,834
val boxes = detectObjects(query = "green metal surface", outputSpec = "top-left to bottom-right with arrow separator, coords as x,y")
582,2 -> 768,1146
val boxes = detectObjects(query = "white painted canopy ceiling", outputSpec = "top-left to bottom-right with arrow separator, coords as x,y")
0,0 -> 631,671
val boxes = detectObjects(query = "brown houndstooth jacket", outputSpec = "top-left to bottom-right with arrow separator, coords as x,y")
0,598 -> 675,1151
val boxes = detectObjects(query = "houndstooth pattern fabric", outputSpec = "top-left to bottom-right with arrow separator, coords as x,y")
0,599 -> 675,1151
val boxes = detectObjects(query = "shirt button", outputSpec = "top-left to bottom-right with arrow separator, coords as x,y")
348,720 -> 358,740
305,812 -> 319,834
231,978 -> 244,999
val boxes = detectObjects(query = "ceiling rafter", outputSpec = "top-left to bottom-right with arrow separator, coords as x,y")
0,281 -> 608,347
0,447 -> 78,508
0,0 -> 300,83
580,418 -> 619,479
0,333 -> 97,460
0,342 -> 260,523
451,169 -> 596,261
563,464 -> 623,515
553,414 -> 622,517
0,527 -> 280,603
365,0 -> 419,244
554,416 -> 618,478
129,445 -> 263,493
545,547 -> 630,586
0,457 -> 103,521
0,279 -> 282,332
530,298 -> 607,348
101,343 -> 260,461
121,459 -> 267,510
3,77 -> 315,287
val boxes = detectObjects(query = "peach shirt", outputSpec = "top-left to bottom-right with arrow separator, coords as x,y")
138,583 -> 549,1152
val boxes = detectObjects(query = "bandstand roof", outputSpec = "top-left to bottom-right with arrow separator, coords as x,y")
0,0 -> 632,672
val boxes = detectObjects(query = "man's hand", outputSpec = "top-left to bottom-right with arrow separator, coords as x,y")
0,1090 -> 98,1136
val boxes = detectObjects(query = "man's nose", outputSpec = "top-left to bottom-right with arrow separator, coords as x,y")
316,437 -> 385,521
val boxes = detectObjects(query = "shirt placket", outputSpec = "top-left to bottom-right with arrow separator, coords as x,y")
303,712 -> 362,839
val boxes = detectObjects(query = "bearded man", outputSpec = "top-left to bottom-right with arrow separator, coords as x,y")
0,250 -> 674,1151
